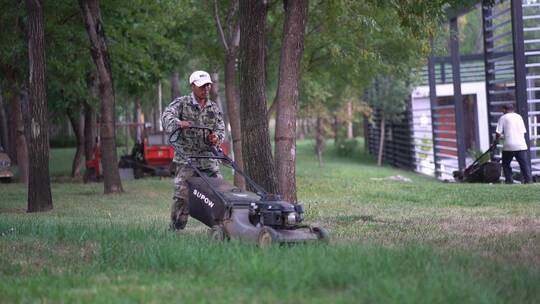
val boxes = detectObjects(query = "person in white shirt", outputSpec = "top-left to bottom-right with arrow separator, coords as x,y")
495,103 -> 532,184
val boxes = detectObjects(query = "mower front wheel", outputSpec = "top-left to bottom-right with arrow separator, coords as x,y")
258,226 -> 279,248
208,225 -> 227,241
312,226 -> 330,243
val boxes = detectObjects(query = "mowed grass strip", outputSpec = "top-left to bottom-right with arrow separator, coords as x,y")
0,140 -> 539,303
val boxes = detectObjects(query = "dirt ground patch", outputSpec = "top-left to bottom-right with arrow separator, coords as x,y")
438,217 -> 540,236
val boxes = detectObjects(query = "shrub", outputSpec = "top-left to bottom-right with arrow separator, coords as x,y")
49,137 -> 77,148
336,138 -> 358,157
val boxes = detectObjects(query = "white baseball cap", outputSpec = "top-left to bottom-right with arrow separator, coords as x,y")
189,70 -> 212,87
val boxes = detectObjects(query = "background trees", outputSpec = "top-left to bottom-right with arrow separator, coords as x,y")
0,0 -> 477,205
365,76 -> 410,166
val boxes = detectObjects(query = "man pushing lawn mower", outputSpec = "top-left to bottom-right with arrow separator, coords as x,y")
162,71 -> 328,245
162,70 -> 225,231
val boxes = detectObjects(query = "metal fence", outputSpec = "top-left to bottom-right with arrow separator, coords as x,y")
367,0 -> 540,182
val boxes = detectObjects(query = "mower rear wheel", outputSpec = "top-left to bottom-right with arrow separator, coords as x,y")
258,226 -> 278,248
134,166 -> 144,179
0,177 -> 12,183
208,225 -> 226,241
312,226 -> 329,243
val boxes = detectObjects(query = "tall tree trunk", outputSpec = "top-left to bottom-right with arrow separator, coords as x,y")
25,0 -> 52,212
274,0 -> 308,203
214,0 -> 245,189
67,106 -> 84,177
0,88 -> 9,152
171,71 -> 180,99
239,0 -> 278,193
79,0 -> 123,194
377,115 -> 385,166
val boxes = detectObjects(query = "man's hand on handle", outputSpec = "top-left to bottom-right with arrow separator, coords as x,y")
179,120 -> 190,129
208,132 -> 219,146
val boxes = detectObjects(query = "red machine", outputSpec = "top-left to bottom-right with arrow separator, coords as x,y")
86,132 -> 230,181
142,133 -> 175,167
118,132 -> 175,178
84,142 -> 101,182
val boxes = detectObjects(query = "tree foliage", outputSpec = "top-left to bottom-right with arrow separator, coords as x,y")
0,0 -> 485,197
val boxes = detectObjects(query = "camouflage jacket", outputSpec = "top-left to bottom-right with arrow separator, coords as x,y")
161,94 -> 225,171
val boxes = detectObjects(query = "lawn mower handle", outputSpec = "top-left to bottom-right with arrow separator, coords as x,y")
467,141 -> 499,169
168,124 -> 214,145
168,126 -> 269,198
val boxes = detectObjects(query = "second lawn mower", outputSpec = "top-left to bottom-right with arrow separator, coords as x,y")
453,142 -> 501,183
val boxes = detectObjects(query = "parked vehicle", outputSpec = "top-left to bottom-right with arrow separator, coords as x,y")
0,146 -> 14,183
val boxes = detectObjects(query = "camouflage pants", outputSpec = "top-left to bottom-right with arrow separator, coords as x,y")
170,165 -> 221,230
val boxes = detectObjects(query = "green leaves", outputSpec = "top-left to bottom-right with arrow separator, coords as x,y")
365,76 -> 411,122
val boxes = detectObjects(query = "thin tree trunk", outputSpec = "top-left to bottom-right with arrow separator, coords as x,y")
67,106 -> 84,177
151,105 -> 157,132
0,88 -> 9,152
332,114 -> 339,145
135,97 -> 142,143
171,71 -> 180,99
83,101 -> 96,161
363,113 -> 369,153
157,81 -> 162,131
377,116 -> 385,166
210,72 -> 230,137
3,8 -> 29,181
315,114 -> 325,167
12,90 -> 29,184
79,0 -> 123,193
123,104 -> 129,154
214,0 -> 245,189
239,0 -> 278,194
297,118 -> 305,140
26,0 -> 52,212
7,92 -> 18,162
274,0 -> 308,203
347,101 -> 353,139
225,52 -> 246,189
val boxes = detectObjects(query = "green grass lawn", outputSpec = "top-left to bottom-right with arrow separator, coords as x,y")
1,139 -> 539,303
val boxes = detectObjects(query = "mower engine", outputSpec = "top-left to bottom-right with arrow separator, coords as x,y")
248,201 -> 305,228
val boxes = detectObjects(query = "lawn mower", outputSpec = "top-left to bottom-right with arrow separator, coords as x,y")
169,125 -> 329,246
453,142 -> 501,183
